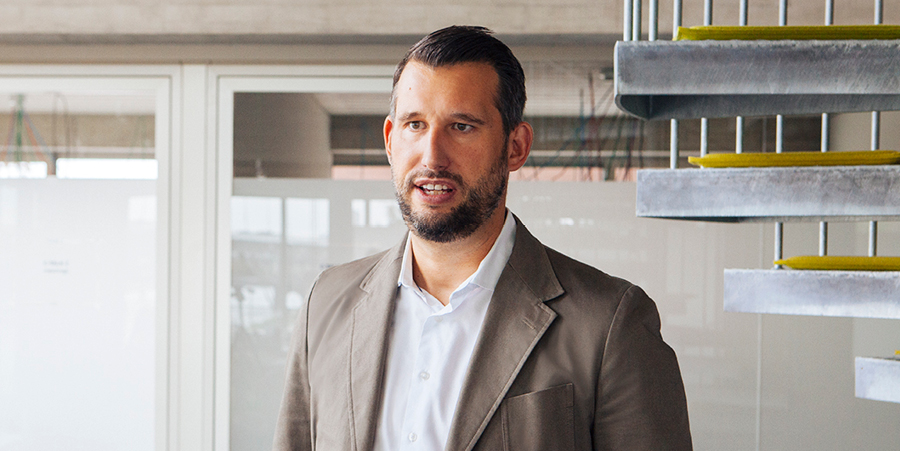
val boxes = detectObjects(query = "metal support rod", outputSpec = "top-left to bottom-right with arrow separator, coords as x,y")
649,0 -> 659,41
633,0 -> 643,41
774,3 -> 785,271
775,222 -> 784,268
819,111 -> 829,255
670,0 -> 681,169
670,119 -> 679,169
735,0 -> 745,157
870,109 -> 880,256
779,0 -> 788,26
875,0 -> 883,24
700,118 -> 709,157
624,0 -> 634,41
776,115 -> 784,153
776,1 -> 786,156
872,111 -> 881,150
673,0 -> 682,32
825,0 -> 834,25
869,222 -> 878,257
699,0 -> 711,157
819,223 -> 828,256
740,0 -> 748,25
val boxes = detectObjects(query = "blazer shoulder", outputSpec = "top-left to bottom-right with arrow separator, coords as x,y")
540,244 -> 668,348
542,245 -> 636,303
506,218 -> 640,318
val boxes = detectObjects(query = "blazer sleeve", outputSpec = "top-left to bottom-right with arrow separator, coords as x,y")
593,285 -> 693,451
273,280 -> 316,451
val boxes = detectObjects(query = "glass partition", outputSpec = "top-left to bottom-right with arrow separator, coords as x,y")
220,71 -> 900,451
0,81 -> 166,450
229,178 -> 769,450
230,180 -> 406,449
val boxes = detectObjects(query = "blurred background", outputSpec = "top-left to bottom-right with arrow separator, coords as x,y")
0,0 -> 898,450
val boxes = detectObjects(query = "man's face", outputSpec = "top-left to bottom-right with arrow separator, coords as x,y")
384,61 -> 513,243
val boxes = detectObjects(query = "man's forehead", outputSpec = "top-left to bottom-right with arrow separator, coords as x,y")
393,61 -> 501,113
398,60 -> 496,83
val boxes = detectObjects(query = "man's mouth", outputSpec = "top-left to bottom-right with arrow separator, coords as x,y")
417,183 -> 452,195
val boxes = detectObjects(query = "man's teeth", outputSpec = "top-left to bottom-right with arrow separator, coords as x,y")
421,184 -> 450,193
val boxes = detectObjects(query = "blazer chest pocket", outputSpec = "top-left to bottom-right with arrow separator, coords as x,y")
501,383 -> 575,451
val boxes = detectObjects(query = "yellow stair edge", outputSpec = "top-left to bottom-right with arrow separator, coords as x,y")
774,256 -> 900,271
675,25 -> 900,41
687,150 -> 900,168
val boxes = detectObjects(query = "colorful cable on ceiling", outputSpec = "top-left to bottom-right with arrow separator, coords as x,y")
2,94 -> 50,165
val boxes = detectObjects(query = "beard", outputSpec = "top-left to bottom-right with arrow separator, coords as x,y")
392,151 -> 508,243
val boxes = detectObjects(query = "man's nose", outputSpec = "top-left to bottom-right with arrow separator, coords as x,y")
421,128 -> 450,171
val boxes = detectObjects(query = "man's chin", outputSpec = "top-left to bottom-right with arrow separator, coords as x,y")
408,214 -> 452,234
403,210 -> 462,242
411,224 -> 466,243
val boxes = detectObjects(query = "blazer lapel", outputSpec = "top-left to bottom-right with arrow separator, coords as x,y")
349,239 -> 404,451
445,218 -> 565,451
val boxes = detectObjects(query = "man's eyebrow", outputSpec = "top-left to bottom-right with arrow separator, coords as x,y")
450,113 -> 486,125
397,111 -> 487,125
397,111 -> 421,122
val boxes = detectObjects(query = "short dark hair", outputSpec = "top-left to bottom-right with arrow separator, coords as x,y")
391,25 -> 526,137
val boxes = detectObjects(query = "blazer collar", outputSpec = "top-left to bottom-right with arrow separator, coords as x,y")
349,218 -> 565,451
350,237 -> 405,451
445,216 -> 565,451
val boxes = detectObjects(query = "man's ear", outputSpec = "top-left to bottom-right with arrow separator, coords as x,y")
383,115 -> 394,164
506,121 -> 533,171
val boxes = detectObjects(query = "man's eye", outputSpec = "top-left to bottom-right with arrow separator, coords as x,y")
453,123 -> 473,132
408,121 -> 423,130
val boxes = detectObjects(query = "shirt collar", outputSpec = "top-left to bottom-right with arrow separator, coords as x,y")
398,210 -> 517,295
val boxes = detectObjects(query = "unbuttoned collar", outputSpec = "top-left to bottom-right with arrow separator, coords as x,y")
398,210 -> 517,299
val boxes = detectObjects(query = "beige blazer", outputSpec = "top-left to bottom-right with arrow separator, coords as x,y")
274,218 -> 692,451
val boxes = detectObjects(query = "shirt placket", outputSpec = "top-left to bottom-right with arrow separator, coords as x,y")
399,301 -> 450,450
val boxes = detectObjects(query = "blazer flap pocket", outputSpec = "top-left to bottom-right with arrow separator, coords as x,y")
502,384 -> 575,451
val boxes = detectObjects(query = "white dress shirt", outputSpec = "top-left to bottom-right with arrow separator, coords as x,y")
373,212 -> 517,451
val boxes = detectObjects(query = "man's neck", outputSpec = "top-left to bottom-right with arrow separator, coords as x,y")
409,209 -> 507,306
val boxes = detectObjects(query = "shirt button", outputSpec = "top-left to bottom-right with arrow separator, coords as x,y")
435,316 -> 443,323
408,432 -> 418,442
419,371 -> 430,380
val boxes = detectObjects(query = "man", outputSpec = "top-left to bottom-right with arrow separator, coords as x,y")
275,25 -> 692,451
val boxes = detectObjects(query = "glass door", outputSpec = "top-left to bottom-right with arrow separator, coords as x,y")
210,68 -> 396,450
